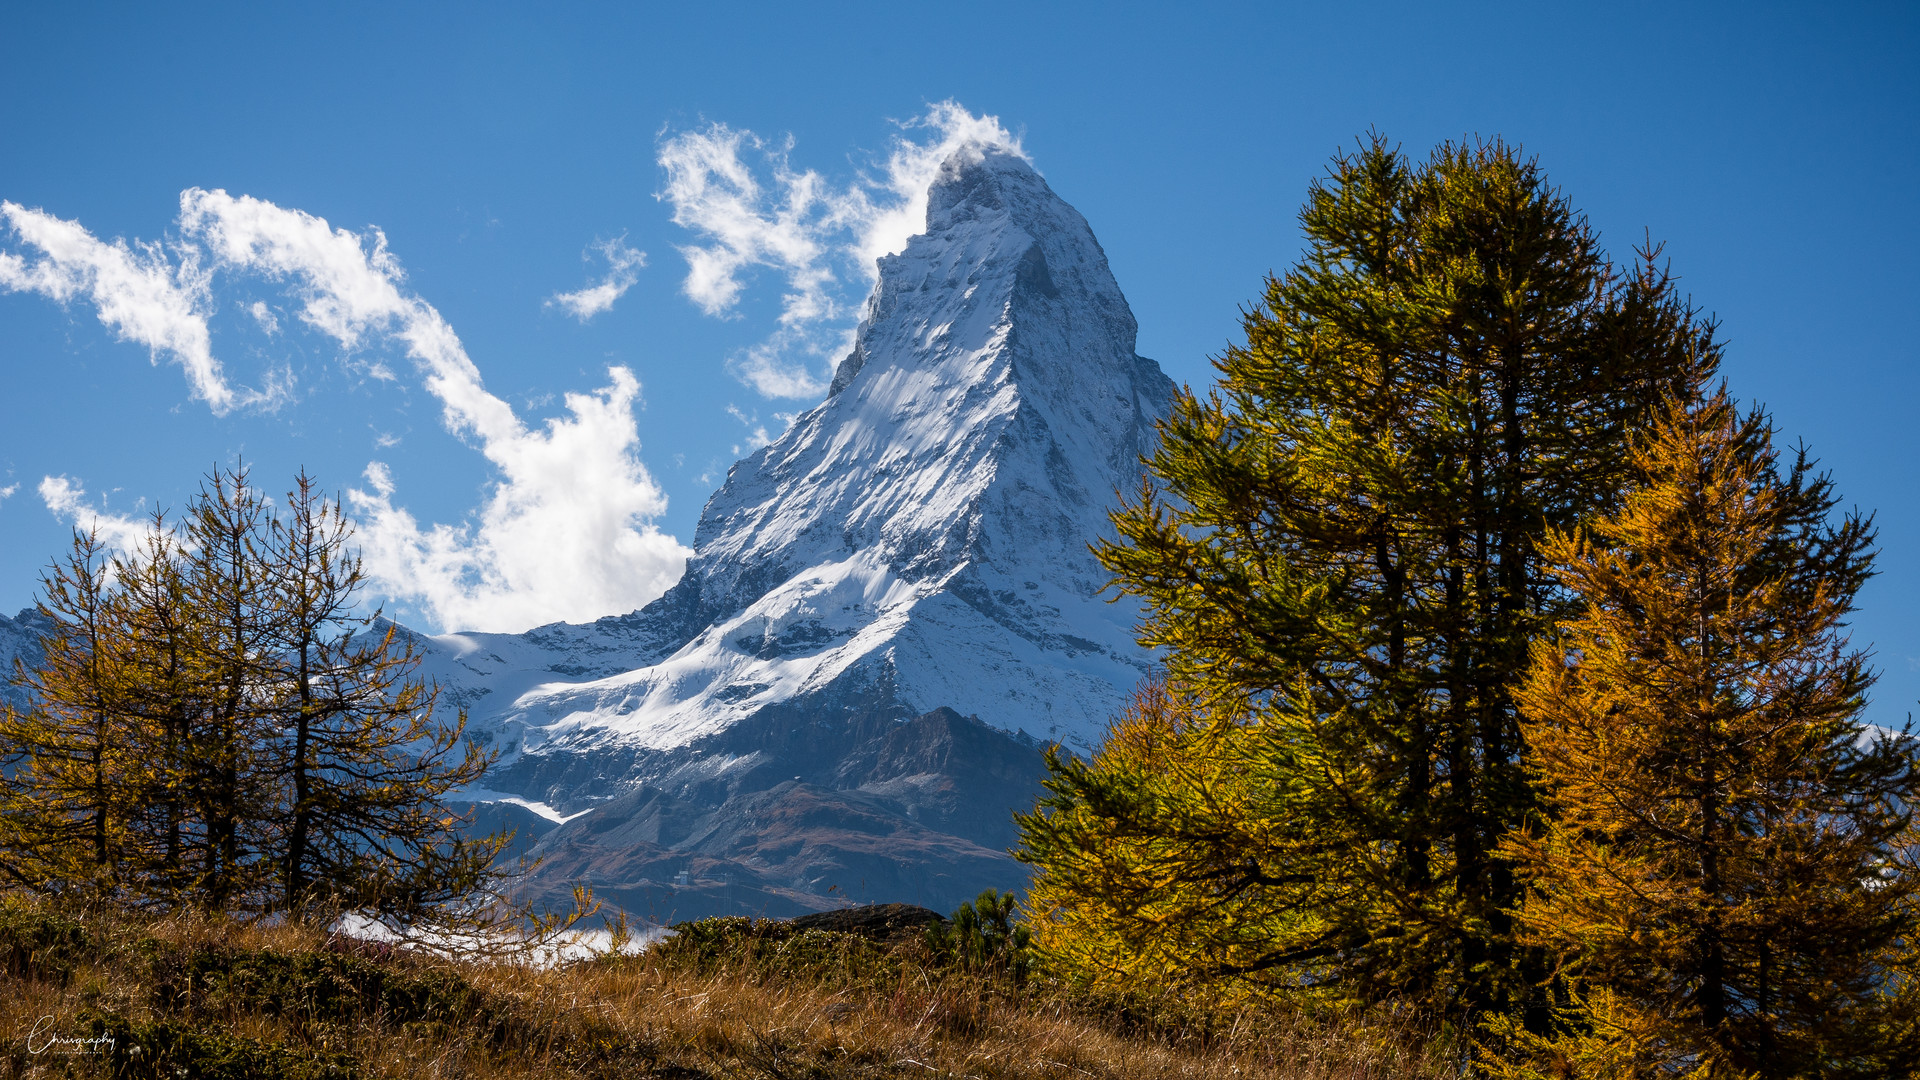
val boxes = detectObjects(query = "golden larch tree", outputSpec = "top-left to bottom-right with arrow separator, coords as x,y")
1023,134 -> 1715,1020
0,529 -> 142,895
1492,383 -> 1920,1077
0,465 -> 523,940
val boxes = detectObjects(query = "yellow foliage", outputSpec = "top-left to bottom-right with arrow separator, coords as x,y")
1022,679 -> 1376,1011
0,466 -> 502,931
1478,986 -> 1712,1080
1494,383 -> 1920,1077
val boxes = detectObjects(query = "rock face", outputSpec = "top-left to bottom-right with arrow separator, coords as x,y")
422,146 -> 1174,922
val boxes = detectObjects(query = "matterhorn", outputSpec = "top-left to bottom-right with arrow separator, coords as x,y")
414,145 -> 1175,921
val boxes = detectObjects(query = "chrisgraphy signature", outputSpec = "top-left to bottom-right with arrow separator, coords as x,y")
26,1016 -> 115,1055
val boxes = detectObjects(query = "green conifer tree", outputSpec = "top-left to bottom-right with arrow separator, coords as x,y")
1021,135 -> 1716,1018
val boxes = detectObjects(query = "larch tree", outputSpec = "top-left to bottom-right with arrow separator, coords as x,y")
1021,677 -> 1315,999
111,520 -> 214,902
1020,135 -> 1716,1018
0,464 -> 521,938
176,465 -> 281,911
0,529 -> 140,895
264,470 -> 498,927
1490,383 -> 1920,1078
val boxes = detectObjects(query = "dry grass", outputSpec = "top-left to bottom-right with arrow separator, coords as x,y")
0,897 -> 1451,1079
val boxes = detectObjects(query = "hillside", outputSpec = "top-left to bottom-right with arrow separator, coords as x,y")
0,896 -> 1445,1079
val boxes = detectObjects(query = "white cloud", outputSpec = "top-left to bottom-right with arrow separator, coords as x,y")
656,126 -> 841,399
725,404 -> 775,452
657,125 -> 828,317
724,405 -> 800,454
548,236 -> 646,321
729,324 -> 845,399
0,201 -> 269,413
170,189 -> 690,633
176,188 -> 517,445
848,100 -> 1029,272
0,483 -> 17,505
345,367 -> 689,634
37,476 -> 156,556
657,102 -> 1023,401
248,299 -> 280,335
2,189 -> 690,634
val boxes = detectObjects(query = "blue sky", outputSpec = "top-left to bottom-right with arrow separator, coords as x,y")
2,3 -> 1917,715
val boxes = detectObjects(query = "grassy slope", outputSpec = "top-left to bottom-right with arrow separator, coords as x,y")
0,896 -> 1446,1080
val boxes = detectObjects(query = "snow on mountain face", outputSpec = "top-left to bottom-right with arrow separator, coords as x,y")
424,147 -> 1172,763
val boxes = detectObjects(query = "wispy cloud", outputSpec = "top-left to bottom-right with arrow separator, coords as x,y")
38,476 -> 155,555
725,404 -> 774,454
657,101 -> 1023,401
847,101 -> 1031,274
0,201 -> 262,413
724,404 -> 799,455
1,190 -> 690,634
176,189 -> 690,633
656,125 -> 842,399
248,299 -> 280,335
548,236 -> 646,321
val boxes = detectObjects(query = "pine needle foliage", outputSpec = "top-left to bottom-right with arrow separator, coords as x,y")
930,888 -> 1034,981
1020,135 -> 1718,1019
1488,383 -> 1920,1078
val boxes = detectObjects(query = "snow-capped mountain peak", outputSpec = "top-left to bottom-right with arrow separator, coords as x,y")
423,146 -> 1172,763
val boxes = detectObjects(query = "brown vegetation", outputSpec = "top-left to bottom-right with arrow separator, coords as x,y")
0,895 -> 1448,1079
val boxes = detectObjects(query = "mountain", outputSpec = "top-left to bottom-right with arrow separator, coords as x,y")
0,607 -> 50,710
421,145 -> 1175,921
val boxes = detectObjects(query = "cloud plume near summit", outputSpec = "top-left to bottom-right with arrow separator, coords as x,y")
658,101 -> 1024,399
0,192 -> 689,634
